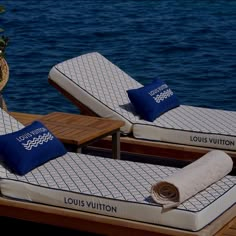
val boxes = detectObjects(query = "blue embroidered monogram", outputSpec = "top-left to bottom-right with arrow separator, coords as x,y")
22,132 -> 54,150
0,121 -> 67,175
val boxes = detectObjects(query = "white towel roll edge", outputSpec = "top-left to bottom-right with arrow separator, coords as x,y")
151,150 -> 233,209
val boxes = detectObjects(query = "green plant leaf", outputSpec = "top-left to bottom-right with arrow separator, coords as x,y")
0,6 -> 5,14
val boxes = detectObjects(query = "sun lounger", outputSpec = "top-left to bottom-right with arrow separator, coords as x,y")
48,52 -> 236,164
0,107 -> 235,235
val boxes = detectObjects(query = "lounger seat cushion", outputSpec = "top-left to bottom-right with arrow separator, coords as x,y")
1,151 -> 235,232
48,52 -> 236,151
133,105 -> 236,151
0,108 -> 235,232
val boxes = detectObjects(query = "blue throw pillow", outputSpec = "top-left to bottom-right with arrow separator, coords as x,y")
127,79 -> 180,121
0,121 -> 67,175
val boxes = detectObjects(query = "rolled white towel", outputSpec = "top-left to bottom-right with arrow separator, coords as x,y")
151,150 -> 233,209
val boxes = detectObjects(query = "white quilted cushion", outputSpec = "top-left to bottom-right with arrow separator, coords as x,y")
49,52 -> 236,150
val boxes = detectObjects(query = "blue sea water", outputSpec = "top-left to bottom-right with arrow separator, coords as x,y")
1,0 -> 236,115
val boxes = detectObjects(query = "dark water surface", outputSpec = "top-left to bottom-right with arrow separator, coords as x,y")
1,0 -> 236,115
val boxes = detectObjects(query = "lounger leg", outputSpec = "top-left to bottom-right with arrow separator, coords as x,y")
112,130 -> 120,159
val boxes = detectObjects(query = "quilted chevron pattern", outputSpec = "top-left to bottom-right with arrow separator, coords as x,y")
148,105 -> 236,134
0,109 -> 24,134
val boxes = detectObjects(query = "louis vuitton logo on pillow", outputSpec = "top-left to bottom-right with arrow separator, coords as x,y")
0,120 -> 67,175
127,78 -> 180,122
22,132 -> 54,150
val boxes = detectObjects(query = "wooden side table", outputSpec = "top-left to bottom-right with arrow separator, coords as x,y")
38,112 -> 125,159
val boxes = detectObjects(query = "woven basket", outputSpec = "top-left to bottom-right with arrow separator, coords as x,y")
0,57 -> 9,90
0,57 -> 9,111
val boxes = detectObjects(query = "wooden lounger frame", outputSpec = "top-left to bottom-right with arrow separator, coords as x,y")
4,103 -> 236,235
48,78 -> 236,169
0,196 -> 235,236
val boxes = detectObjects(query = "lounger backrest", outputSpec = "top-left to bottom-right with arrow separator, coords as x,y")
49,52 -> 143,134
